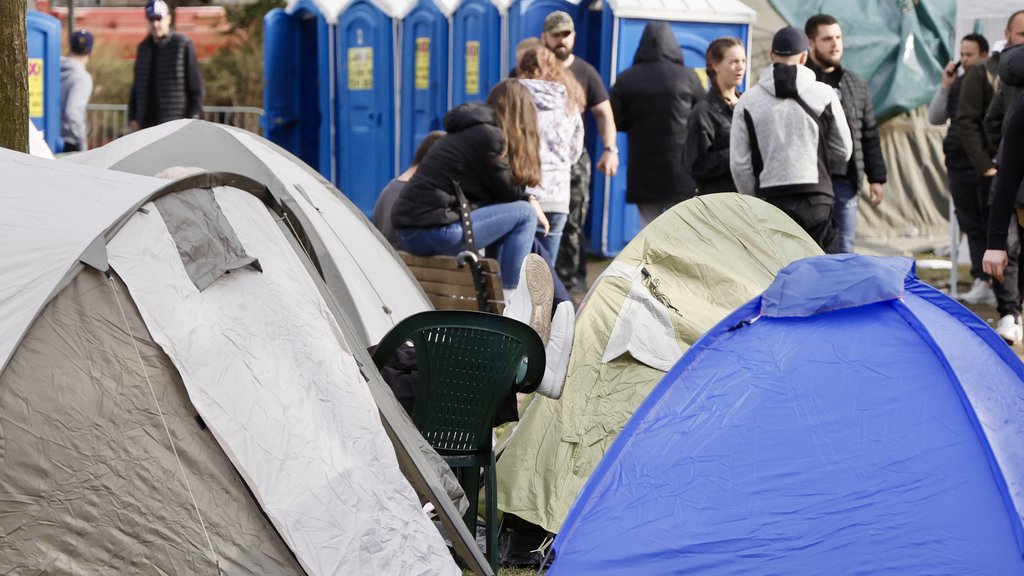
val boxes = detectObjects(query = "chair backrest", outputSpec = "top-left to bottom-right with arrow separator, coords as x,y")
372,311 -> 545,455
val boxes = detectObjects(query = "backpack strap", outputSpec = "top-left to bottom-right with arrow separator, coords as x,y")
450,178 -> 477,254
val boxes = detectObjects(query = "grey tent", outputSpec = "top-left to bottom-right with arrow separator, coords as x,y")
0,150 -> 491,575
66,119 -> 431,350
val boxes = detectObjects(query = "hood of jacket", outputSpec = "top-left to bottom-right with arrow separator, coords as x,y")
999,43 -> 1024,87
757,62 -> 819,99
520,79 -> 568,112
633,21 -> 684,66
443,102 -> 497,133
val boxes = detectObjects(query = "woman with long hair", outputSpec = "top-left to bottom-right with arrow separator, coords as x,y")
685,36 -> 747,194
391,79 -> 546,290
515,43 -> 585,262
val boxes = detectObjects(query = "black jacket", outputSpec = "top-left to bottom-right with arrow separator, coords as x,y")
942,75 -> 973,171
986,44 -> 1024,159
610,22 -> 705,204
807,61 -> 887,191
129,32 -> 204,128
686,90 -> 737,194
392,103 -> 526,228
956,56 -> 999,175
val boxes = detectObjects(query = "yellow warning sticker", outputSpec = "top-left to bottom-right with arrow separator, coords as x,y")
694,67 -> 709,90
348,47 -> 373,91
415,37 -> 430,90
28,58 -> 43,118
465,41 -> 480,96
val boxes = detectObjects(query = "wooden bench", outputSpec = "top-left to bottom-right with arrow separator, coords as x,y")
400,251 -> 504,314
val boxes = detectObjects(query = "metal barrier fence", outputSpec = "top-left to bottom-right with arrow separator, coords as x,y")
86,104 -> 264,150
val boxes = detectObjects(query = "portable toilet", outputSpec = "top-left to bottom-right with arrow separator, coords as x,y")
399,0 -> 451,169
265,0 -> 413,217
26,11 -> 62,153
264,2 -> 332,176
588,0 -> 755,256
451,0 -> 506,106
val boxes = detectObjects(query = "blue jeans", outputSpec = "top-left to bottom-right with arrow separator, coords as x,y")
832,178 -> 858,253
396,201 -> 537,288
537,212 -> 568,267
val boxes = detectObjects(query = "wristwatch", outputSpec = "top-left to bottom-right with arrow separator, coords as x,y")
605,146 -> 619,154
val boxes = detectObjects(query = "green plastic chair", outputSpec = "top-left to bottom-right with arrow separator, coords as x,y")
372,310 -> 545,571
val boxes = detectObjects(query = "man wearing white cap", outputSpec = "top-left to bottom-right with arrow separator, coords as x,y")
128,0 -> 204,131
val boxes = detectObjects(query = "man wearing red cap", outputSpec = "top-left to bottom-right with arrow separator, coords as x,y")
128,0 -> 204,131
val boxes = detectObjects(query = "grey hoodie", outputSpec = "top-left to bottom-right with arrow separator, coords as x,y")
730,63 -> 851,199
520,79 -> 584,214
60,56 -> 93,151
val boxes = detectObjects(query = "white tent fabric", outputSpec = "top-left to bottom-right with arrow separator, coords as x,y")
28,120 -> 55,158
106,185 -> 459,575
0,152 -> 162,372
955,0 -> 1017,52
1,150 -> 467,574
67,120 -> 431,348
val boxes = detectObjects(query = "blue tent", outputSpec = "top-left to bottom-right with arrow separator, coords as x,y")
550,255 -> 1024,575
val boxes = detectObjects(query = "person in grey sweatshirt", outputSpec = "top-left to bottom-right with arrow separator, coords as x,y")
60,29 -> 94,152
730,26 -> 852,252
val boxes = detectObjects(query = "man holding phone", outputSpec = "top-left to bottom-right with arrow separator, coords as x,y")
928,34 -> 991,305
958,11 -> 1024,344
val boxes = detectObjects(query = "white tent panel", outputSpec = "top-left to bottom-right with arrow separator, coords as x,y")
66,120 -> 432,347
607,0 -> 756,24
106,186 -> 459,576
228,128 -> 431,345
286,0 -> 417,22
955,0 -> 1018,51
0,151 -> 160,371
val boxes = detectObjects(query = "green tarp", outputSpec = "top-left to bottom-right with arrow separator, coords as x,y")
769,0 -> 956,120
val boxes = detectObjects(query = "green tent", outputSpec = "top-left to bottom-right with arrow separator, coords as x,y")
497,194 -> 823,533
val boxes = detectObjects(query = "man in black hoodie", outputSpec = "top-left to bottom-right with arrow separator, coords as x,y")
610,21 -> 705,227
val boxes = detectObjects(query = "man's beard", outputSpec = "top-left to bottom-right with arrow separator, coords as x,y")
813,48 -> 840,68
553,46 -> 570,61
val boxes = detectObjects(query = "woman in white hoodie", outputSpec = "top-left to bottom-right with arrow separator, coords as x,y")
516,44 -> 585,264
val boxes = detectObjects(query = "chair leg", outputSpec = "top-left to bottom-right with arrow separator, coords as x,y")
457,466 -> 481,542
485,453 -> 498,572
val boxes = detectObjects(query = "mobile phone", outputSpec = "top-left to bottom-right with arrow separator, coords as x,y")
952,60 -> 962,73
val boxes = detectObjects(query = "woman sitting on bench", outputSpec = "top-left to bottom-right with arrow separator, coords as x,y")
392,79 -> 547,291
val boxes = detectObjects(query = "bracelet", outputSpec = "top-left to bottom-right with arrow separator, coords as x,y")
605,147 -> 619,154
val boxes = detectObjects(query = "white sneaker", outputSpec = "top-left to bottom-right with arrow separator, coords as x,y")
536,301 -> 575,399
959,278 -> 996,306
995,314 -> 1022,345
503,254 -> 553,345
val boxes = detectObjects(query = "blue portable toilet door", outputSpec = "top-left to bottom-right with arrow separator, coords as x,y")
400,1 -> 448,169
507,0 -> 581,71
264,7 -> 331,176
26,11 -> 62,153
338,1 -> 395,216
451,0 -> 502,105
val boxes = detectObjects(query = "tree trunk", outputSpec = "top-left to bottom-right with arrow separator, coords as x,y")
0,0 -> 29,153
